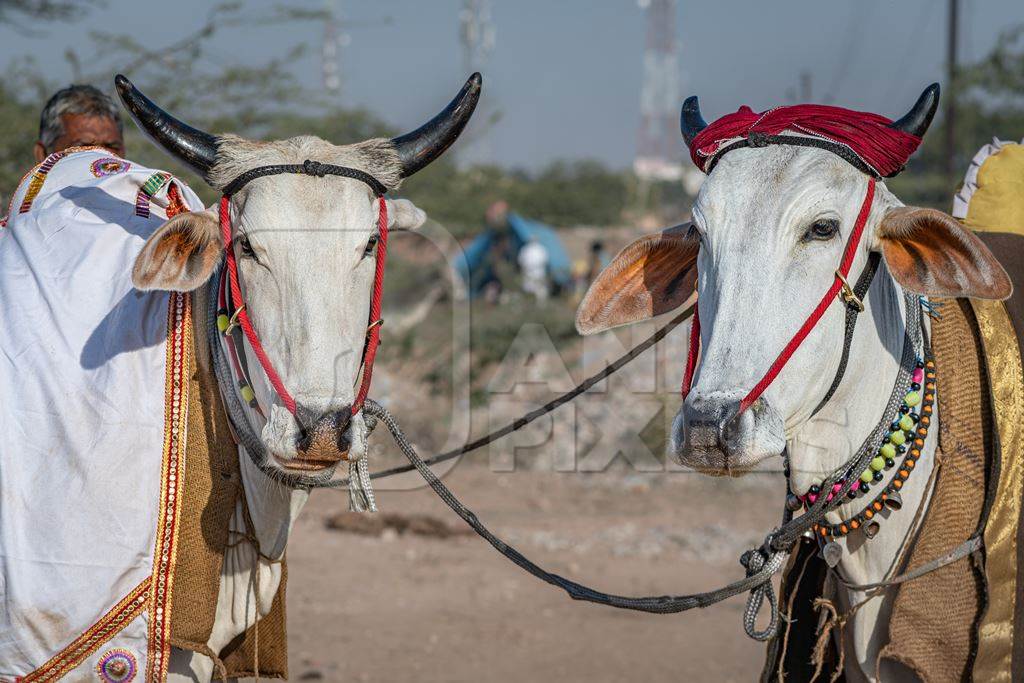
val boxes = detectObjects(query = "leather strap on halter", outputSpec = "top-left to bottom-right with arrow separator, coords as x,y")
682,177 -> 877,414
810,250 -> 882,417
218,160 -> 389,417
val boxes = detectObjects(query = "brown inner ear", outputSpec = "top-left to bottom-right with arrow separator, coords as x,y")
576,225 -> 698,335
878,206 -> 1012,300
132,212 -> 222,292
146,231 -> 195,277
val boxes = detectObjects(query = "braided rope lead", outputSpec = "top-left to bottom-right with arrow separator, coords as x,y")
362,398 -> 788,623
333,302 -> 697,487
742,549 -> 789,640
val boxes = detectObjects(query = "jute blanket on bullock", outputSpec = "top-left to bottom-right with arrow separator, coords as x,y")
168,309 -> 288,679
0,148 -> 286,681
761,231 -> 1024,682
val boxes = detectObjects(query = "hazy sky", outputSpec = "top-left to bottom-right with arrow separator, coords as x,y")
1,0 -> 1021,170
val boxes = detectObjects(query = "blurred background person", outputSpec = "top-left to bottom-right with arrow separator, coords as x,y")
518,235 -> 549,302
34,84 -> 125,162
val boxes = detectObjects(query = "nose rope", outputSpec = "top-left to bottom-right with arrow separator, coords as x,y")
216,161 -> 390,418
352,196 -> 389,414
220,195 -> 298,415
680,177 -> 876,413
681,305 -> 700,399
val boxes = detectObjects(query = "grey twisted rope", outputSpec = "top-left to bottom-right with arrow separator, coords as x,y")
363,398 -> 785,614
329,303 -> 696,487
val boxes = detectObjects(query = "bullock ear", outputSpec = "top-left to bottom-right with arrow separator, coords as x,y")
132,209 -> 222,292
386,198 -> 427,231
575,223 -> 699,335
876,206 -> 1012,300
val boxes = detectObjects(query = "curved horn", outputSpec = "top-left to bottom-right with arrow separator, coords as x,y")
680,96 -> 708,147
888,83 -> 940,139
114,74 -> 218,180
391,73 -> 482,178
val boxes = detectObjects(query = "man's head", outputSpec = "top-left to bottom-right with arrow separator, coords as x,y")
35,84 -> 125,162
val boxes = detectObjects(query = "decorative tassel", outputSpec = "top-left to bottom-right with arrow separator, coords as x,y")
348,456 -> 378,513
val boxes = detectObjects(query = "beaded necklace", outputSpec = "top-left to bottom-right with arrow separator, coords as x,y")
785,355 -> 936,543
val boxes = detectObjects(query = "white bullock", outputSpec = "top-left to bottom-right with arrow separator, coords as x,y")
576,86 -> 1012,682
116,74 -> 482,681
0,74 -> 479,682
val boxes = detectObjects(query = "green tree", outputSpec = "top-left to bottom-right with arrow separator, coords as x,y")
889,24 -> 1024,209
0,0 -> 99,25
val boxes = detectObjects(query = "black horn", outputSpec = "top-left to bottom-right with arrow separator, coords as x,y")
391,73 -> 482,178
888,83 -> 940,139
680,95 -> 708,147
114,74 -> 219,180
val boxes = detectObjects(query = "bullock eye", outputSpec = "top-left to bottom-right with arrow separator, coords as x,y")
363,235 -> 378,258
238,235 -> 257,259
803,218 -> 840,242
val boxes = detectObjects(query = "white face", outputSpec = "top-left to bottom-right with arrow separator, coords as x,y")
669,146 -> 892,474
131,146 -> 426,476
233,175 -> 380,465
579,130 -> 1007,482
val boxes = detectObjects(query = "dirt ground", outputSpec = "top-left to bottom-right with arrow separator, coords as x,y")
272,464 -> 784,682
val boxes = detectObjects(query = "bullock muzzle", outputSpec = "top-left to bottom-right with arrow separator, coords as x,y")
670,391 -> 785,475
289,406 -> 354,470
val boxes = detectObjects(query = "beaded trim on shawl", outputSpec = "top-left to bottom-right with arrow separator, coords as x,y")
19,580 -> 150,682
146,192 -> 194,679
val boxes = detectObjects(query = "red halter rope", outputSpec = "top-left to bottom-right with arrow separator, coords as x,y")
218,161 -> 389,417
681,176 -> 876,413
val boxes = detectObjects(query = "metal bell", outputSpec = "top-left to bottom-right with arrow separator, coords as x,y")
884,490 -> 903,511
863,521 -> 881,540
822,541 -> 843,568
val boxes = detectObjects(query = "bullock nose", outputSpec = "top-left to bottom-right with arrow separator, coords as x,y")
676,391 -> 783,473
683,393 -> 743,453
296,406 -> 353,458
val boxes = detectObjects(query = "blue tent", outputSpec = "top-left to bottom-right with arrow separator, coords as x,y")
454,213 -> 572,296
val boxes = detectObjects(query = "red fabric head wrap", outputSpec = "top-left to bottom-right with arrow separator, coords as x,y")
689,104 -> 923,178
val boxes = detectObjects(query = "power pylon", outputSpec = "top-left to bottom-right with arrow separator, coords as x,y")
634,0 -> 682,183
459,0 -> 495,76
458,0 -> 496,164
321,1 -> 393,98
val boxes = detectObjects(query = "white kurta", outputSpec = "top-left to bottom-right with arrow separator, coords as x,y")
0,148 -> 204,681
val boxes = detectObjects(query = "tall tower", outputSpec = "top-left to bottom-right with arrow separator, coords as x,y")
459,0 -> 496,164
321,1 -> 392,98
322,0 -> 346,96
634,0 -> 682,182
459,0 -> 495,76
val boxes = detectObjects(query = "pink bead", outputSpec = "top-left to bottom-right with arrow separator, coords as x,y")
826,492 -> 834,502
912,368 -> 924,383
851,480 -> 860,491
807,493 -> 818,504
832,482 -> 843,493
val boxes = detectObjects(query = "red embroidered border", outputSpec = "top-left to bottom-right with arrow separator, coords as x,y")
145,290 -> 192,681
21,579 -> 150,682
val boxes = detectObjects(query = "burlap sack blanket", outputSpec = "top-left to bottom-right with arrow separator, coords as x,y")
168,304 -> 289,679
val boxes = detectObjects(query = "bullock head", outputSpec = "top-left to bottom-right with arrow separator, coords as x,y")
116,73 -> 480,478
577,84 -> 1010,479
